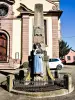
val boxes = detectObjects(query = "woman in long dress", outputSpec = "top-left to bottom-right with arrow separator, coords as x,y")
33,43 -> 43,76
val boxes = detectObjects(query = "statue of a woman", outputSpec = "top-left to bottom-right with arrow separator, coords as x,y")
33,43 -> 43,77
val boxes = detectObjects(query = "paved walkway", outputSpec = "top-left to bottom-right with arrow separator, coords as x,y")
0,87 -> 75,100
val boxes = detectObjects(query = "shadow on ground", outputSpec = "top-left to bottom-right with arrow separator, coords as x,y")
0,71 -> 11,76
0,80 -> 7,91
0,71 -> 8,91
64,63 -> 75,65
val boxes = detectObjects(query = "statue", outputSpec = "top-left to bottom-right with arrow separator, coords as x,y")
33,43 -> 43,77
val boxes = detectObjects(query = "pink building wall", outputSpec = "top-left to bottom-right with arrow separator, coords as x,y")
65,49 -> 75,63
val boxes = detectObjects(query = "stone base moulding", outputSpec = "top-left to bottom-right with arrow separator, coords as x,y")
11,87 -> 74,98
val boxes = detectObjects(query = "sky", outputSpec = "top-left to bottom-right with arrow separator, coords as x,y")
60,0 -> 75,50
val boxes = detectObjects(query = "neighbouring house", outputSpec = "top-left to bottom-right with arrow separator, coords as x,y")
65,49 -> 75,63
0,0 -> 62,69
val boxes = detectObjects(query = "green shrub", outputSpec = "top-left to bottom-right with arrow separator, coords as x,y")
20,62 -> 29,68
23,62 -> 29,68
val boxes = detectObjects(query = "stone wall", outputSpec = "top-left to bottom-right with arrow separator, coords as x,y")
52,16 -> 59,58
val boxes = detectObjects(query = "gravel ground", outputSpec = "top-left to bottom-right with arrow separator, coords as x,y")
0,65 -> 75,100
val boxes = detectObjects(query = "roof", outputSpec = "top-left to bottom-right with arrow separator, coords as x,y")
70,49 -> 75,52
13,0 -> 62,16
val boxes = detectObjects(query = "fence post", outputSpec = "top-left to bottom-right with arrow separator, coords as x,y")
7,74 -> 14,92
64,74 -> 73,92
54,70 -> 59,78
68,74 -> 73,92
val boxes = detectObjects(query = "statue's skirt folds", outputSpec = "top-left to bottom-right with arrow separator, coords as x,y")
34,54 -> 43,75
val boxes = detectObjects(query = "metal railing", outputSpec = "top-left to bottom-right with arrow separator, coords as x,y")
13,79 -> 64,92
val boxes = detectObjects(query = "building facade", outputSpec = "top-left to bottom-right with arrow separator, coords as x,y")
65,49 -> 75,63
0,0 -> 62,69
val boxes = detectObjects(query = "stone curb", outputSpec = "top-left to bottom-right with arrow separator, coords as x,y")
11,86 -> 74,98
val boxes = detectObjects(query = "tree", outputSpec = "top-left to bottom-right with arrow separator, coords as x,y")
59,40 -> 71,58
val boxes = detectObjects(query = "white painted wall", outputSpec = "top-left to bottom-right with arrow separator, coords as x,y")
12,19 -> 21,59
29,17 -> 34,55
45,17 -> 52,58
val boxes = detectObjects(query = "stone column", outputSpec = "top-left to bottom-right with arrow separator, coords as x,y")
7,74 -> 14,92
33,4 -> 48,80
22,15 -> 29,63
33,4 -> 45,50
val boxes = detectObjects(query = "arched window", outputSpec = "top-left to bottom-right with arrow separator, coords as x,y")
0,4 -> 8,16
0,32 -> 7,61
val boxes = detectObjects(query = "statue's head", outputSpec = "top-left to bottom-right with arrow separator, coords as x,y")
36,43 -> 41,49
33,43 -> 43,54
33,43 -> 41,49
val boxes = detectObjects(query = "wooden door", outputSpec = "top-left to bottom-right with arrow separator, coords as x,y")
0,33 -> 7,61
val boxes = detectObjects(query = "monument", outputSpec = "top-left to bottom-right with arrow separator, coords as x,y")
29,4 -> 49,81
10,3 -> 74,98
